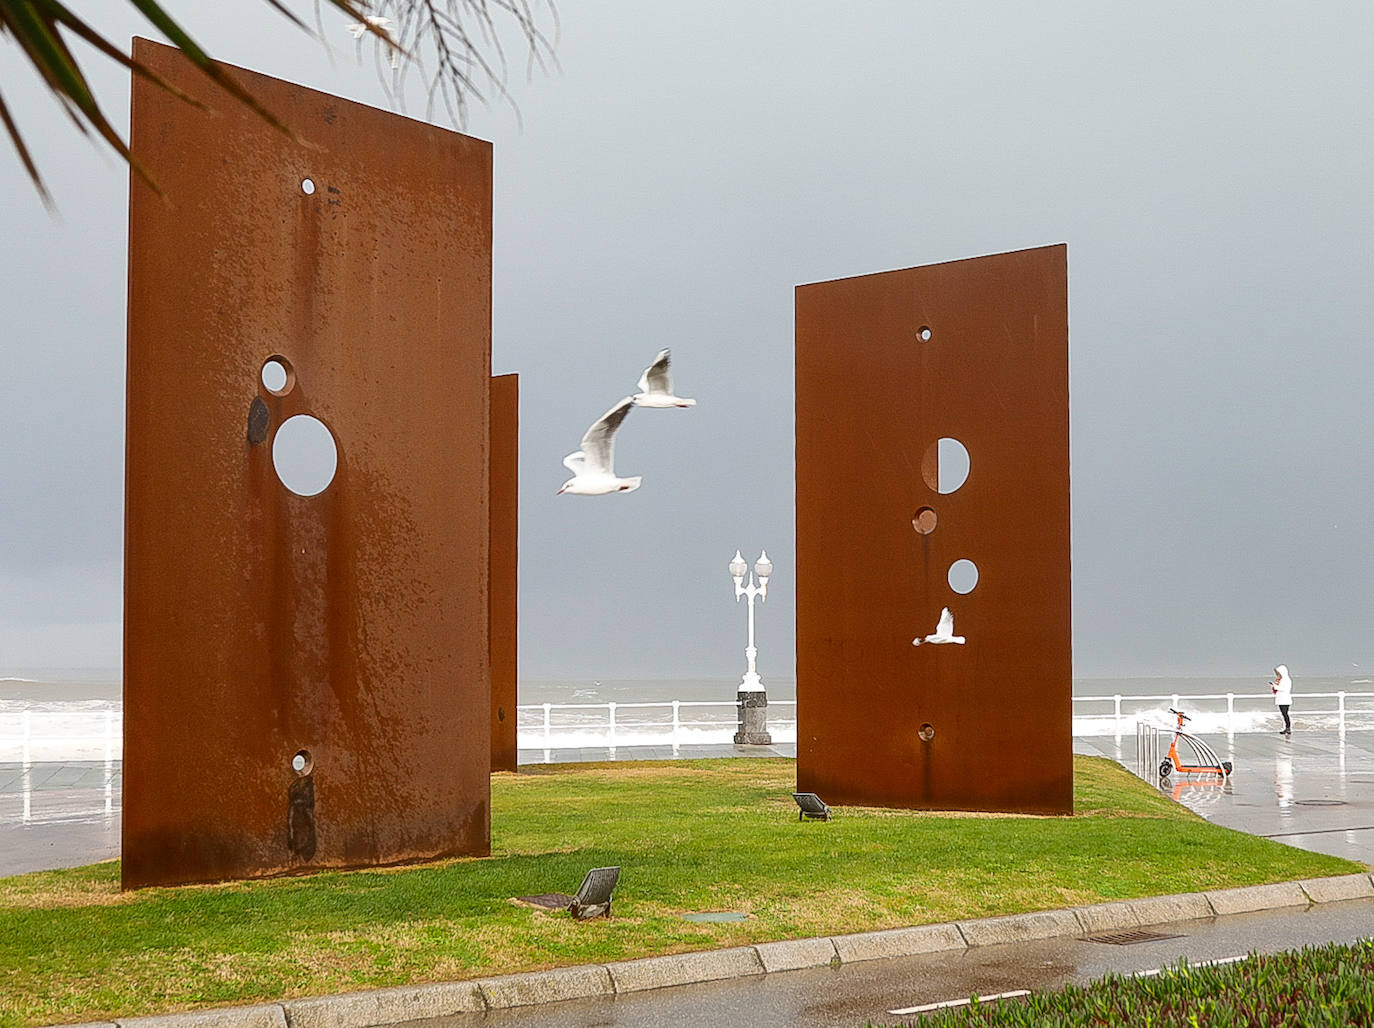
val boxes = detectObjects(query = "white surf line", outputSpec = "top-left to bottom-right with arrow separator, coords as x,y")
888,990 -> 1030,1016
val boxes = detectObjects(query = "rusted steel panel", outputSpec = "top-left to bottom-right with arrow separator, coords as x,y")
795,245 -> 1072,815
489,373 -> 519,772
124,38 -> 493,888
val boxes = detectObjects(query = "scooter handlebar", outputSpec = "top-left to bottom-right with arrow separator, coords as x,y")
1168,708 -> 1191,722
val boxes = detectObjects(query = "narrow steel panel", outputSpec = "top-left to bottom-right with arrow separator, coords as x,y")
124,38 -> 493,887
795,245 -> 1072,814
490,373 -> 519,772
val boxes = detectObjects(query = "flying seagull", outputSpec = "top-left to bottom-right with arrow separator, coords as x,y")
346,16 -> 400,67
558,397 -> 642,495
632,349 -> 696,408
913,607 -> 966,646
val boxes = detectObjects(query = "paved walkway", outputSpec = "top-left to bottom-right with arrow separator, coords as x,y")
4,732 -> 1373,876
1075,729 -> 1374,864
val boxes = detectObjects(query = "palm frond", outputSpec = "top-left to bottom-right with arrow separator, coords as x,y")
2,0 -> 555,204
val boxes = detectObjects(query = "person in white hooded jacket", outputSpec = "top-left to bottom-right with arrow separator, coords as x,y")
1271,664 -> 1293,736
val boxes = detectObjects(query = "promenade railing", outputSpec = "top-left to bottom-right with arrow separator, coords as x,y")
1074,690 -> 1374,740
5,692 -> 1374,766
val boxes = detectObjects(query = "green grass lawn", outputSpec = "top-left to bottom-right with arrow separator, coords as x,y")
0,756 -> 1361,1027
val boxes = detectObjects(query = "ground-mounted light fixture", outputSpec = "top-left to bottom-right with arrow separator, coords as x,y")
792,792 -> 831,821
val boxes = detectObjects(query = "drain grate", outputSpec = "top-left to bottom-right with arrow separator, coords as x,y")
1295,799 -> 1347,807
1086,929 -> 1184,946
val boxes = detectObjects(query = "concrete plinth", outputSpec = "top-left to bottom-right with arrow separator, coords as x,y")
734,690 -> 771,745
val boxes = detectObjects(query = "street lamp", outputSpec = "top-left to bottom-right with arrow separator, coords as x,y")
729,548 -> 773,744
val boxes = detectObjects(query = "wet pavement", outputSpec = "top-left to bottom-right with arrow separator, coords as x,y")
0,760 -> 120,876
1075,729 -> 1374,865
448,899 -> 1374,1027
4,732 -> 1373,876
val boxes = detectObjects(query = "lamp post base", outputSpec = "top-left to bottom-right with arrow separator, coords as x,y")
734,687 -> 772,745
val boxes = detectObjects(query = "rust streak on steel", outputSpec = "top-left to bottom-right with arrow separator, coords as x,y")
123,38 -> 493,888
794,245 -> 1072,815
489,373 -> 519,773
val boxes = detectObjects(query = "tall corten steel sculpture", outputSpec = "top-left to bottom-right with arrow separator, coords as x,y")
795,244 -> 1071,815
124,39 -> 494,888
489,374 -> 519,772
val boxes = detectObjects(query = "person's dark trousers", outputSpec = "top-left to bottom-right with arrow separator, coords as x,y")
1280,704 -> 1291,733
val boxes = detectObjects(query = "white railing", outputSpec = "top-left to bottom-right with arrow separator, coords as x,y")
5,692 -> 1373,766
1074,691 -> 1374,740
0,708 -> 121,764
519,700 -> 798,759
0,708 -> 119,824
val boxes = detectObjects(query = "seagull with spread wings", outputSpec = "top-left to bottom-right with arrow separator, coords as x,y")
913,607 -> 966,646
632,349 -> 696,408
557,397 -> 642,495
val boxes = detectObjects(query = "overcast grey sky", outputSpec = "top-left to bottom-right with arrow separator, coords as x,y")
2,1 -> 1373,679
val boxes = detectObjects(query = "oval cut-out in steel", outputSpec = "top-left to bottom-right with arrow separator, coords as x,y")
272,415 -> 338,497
948,559 -> 979,594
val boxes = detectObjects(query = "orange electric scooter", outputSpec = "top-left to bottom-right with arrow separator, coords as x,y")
1158,708 -> 1232,778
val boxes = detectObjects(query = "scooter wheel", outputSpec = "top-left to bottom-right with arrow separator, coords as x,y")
1222,761 -> 1233,775
1159,759 -> 1173,778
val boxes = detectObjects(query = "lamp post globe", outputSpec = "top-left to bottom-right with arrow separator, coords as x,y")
754,550 -> 773,584
729,550 -> 748,580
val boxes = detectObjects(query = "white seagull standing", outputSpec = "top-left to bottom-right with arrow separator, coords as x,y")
632,349 -> 696,408
557,397 -> 642,495
913,607 -> 966,646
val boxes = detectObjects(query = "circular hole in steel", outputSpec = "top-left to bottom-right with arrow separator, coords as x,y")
948,559 -> 979,594
916,325 -> 933,342
272,414 -> 338,497
291,750 -> 313,775
922,438 -> 970,494
912,506 -> 938,535
301,178 -> 316,195
261,356 -> 294,396
918,723 -> 935,742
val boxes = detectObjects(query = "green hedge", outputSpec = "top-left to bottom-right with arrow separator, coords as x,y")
896,939 -> 1374,1026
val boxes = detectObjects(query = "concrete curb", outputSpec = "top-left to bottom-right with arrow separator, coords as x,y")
957,909 -> 1082,947
831,923 -> 966,963
606,946 -> 765,993
281,983 -> 483,1028
62,873 -> 1372,1028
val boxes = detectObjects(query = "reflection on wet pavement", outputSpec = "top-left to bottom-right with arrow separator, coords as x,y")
0,760 -> 121,876
1076,730 -> 1374,864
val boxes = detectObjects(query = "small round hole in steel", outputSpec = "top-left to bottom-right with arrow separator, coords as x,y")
918,723 -> 935,742
301,178 -> 316,195
916,325 -> 933,342
261,356 -> 294,396
912,506 -> 938,535
291,750 -> 313,775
